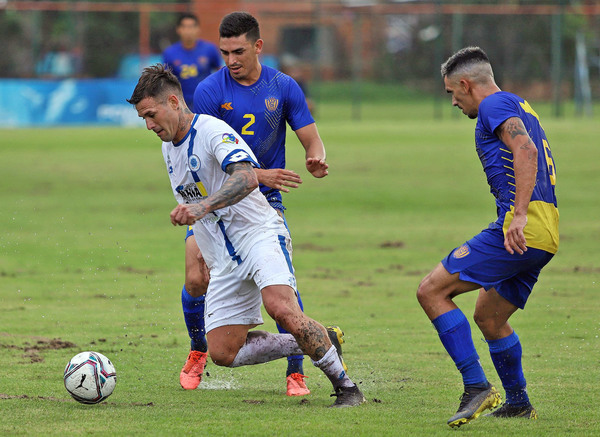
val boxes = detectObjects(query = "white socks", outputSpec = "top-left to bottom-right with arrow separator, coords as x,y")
230,332 -> 303,367
311,345 -> 354,389
230,333 -> 356,391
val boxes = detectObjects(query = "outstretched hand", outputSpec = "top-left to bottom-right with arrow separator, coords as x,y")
306,157 -> 329,178
504,214 -> 528,255
256,168 -> 302,193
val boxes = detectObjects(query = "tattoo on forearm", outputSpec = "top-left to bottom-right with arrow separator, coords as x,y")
189,203 -> 208,218
203,162 -> 255,212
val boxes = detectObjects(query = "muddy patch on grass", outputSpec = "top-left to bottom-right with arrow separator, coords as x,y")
0,393 -> 155,407
118,265 -> 155,275
294,242 -> 333,252
379,240 -> 405,249
0,393 -> 71,402
0,336 -> 77,363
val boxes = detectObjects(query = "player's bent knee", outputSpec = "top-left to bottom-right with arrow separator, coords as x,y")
185,280 -> 208,297
211,356 -> 234,367
416,277 -> 434,306
265,303 -> 300,327
473,312 -> 484,329
185,272 -> 209,296
208,348 -> 236,367
472,312 -> 501,337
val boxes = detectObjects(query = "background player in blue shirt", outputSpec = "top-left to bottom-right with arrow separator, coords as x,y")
417,47 -> 559,427
162,13 -> 222,108
178,12 -> 331,396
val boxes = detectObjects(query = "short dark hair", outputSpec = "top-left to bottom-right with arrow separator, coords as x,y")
177,13 -> 199,27
127,64 -> 182,106
219,11 -> 260,42
441,46 -> 490,78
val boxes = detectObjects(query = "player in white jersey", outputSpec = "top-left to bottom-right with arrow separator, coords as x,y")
127,64 -> 366,407
162,118 -> 287,276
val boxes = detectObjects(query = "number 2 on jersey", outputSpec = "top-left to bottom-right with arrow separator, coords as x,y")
242,114 -> 255,135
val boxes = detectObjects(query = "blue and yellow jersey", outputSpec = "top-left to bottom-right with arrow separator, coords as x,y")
162,40 -> 222,107
476,91 -> 559,254
193,65 -> 314,207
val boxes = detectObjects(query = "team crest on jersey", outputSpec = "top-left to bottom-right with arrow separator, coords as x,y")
452,244 -> 470,259
188,154 -> 201,172
222,133 -> 239,144
265,97 -> 279,112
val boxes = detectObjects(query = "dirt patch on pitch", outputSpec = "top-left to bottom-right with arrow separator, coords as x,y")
242,399 -> 264,405
379,240 -> 405,248
0,393 -> 71,402
0,336 -> 77,363
118,265 -> 155,275
0,393 -> 155,407
294,242 -> 333,252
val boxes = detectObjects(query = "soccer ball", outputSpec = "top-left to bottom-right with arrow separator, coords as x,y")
64,351 -> 117,404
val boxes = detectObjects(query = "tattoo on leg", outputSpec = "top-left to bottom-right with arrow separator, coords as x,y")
314,346 -> 327,360
292,319 -> 329,360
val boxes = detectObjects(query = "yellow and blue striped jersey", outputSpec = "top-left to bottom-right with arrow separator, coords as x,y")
476,91 -> 559,254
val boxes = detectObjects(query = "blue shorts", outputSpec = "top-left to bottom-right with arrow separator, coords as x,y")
185,225 -> 194,241
441,227 -> 554,309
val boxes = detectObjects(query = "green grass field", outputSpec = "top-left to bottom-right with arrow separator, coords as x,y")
1,98 -> 599,436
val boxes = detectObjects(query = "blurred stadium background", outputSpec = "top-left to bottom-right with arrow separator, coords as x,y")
1,0 -> 598,127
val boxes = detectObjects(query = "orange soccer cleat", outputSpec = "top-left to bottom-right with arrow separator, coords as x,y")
286,373 -> 310,397
180,350 -> 208,390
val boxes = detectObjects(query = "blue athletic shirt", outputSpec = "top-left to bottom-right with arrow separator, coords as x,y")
476,91 -> 559,254
162,40 -> 222,107
193,65 -> 315,207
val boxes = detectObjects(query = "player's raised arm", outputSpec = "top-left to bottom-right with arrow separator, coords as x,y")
170,161 -> 258,225
496,116 -> 538,255
294,123 -> 329,178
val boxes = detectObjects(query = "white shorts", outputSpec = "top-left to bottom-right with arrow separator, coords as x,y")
204,232 -> 297,333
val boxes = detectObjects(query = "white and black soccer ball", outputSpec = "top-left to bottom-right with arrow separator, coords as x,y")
64,351 -> 116,404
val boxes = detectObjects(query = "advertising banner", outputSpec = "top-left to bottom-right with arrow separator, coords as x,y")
0,79 -> 143,127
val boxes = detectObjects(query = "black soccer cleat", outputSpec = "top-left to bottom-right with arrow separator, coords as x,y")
329,384 -> 366,408
485,402 -> 538,419
326,325 -> 348,372
447,382 -> 501,428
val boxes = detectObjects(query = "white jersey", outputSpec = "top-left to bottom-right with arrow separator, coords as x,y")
162,114 -> 288,276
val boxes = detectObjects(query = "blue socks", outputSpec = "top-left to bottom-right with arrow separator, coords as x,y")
432,308 -> 487,387
488,331 -> 529,406
433,310 -> 530,405
181,286 -> 208,353
277,290 -> 305,376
